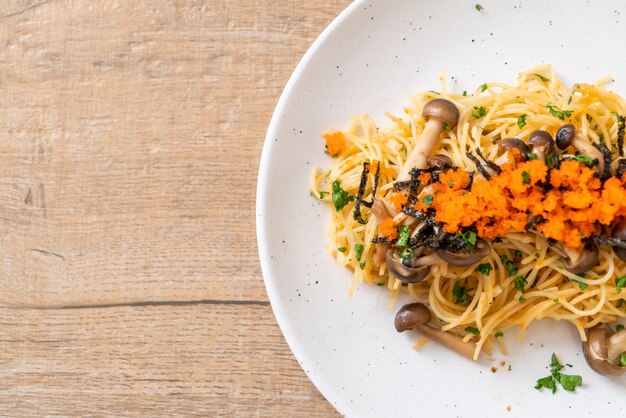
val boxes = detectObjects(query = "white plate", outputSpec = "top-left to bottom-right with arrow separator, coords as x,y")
256,1 -> 626,416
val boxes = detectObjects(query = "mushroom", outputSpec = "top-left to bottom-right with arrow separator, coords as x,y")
495,138 -> 530,164
611,219 -> 626,262
372,199 -> 392,267
436,238 -> 490,266
582,325 -> 626,376
394,303 -> 476,359
385,249 -> 441,283
398,99 -> 460,181
562,242 -> 599,274
527,130 -> 554,162
556,123 -> 604,172
427,153 -> 453,169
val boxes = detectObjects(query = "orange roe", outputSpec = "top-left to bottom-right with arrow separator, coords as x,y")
322,130 -> 345,157
389,192 -> 408,211
379,218 -> 398,240
411,159 -> 626,248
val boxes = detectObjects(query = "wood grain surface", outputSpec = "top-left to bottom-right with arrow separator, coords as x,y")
0,0 -> 349,415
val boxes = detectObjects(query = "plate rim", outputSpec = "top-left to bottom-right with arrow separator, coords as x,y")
256,0 -> 366,415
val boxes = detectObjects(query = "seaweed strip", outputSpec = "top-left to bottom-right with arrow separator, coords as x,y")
525,215 -> 544,231
475,148 -> 502,174
617,159 -> 626,177
618,114 -> 625,157
371,237 -> 391,244
592,141 -> 613,180
353,162 -> 370,224
467,151 -> 492,180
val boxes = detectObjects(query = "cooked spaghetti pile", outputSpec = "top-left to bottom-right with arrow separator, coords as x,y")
310,65 -> 626,360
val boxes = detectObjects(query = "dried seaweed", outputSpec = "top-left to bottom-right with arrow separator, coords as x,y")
353,162 -> 381,224
592,141 -> 613,181
475,148 -> 502,174
618,114 -> 625,157
467,151 -> 492,180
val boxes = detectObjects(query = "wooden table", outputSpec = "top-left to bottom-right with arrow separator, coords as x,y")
0,1 -> 349,415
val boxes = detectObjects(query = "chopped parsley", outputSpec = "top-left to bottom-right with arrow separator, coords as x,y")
354,244 -> 364,261
396,225 -> 411,247
453,282 -> 471,305
465,326 -> 480,335
472,106 -> 487,119
546,102 -> 573,120
319,191 -> 328,199
500,256 -> 518,277
401,148 -> 407,156
359,261 -> 366,270
527,152 -> 537,160
444,123 -> 452,132
521,171 -> 531,185
476,262 -> 493,276
517,113 -> 527,128
475,3 -> 483,11
563,154 -> 594,167
617,324 -> 625,332
535,353 -> 583,394
337,247 -> 347,253
514,276 -> 528,293
462,90 -> 468,96
616,276 -> 626,293
422,195 -> 434,205
514,250 -> 523,259
480,83 -> 488,92
620,353 -> 626,367
519,296 -> 526,303
448,181 -> 454,188
572,280 -> 588,291
495,331 -> 503,338
618,299 -> 625,308
331,180 -> 354,211
376,282 -> 385,286
456,230 -> 477,251
534,73 -> 549,82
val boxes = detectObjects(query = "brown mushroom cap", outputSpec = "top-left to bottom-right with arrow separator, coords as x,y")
611,219 -> 626,262
563,242 -> 599,274
427,154 -> 453,169
394,302 -> 431,332
421,98 -> 460,128
556,124 -> 576,149
496,138 -> 530,163
582,326 -> 626,376
436,238 -> 490,266
528,130 -> 554,151
385,249 -> 431,283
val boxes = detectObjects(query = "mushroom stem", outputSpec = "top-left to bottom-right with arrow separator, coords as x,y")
414,252 -> 445,266
607,329 -> 626,362
372,199 -> 391,267
573,136 -> 604,171
398,119 -> 444,181
414,324 -> 477,360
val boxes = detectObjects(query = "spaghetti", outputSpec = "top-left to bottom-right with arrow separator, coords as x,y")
310,65 -> 626,365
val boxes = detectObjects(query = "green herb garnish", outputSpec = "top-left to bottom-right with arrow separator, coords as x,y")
501,256 -> 518,277
535,353 -> 583,394
475,3 -> 483,11
495,331 -> 503,338
522,171 -> 531,185
617,324 -> 625,332
319,191 -> 328,199
337,247 -> 347,253
354,244 -> 364,261
535,73 -> 549,82
480,83 -> 488,92
472,106 -> 487,119
331,180 -> 354,211
514,276 -> 528,293
527,152 -> 537,160
399,248 -> 414,260
465,326 -> 480,335
616,276 -> 626,293
456,230 -> 477,251
422,195 -> 434,205
396,225 -> 411,247
517,114 -> 527,128
453,282 -> 471,305
476,263 -> 493,276
546,103 -> 573,120
462,90 -> 468,96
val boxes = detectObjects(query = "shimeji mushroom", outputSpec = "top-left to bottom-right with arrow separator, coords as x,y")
583,325 -> 626,375
394,303 -> 476,359
556,123 -> 604,171
561,242 -> 599,274
371,199 -> 394,267
494,138 -> 530,165
385,249 -> 438,283
436,238 -> 490,267
397,99 -> 460,181
527,130 -> 556,162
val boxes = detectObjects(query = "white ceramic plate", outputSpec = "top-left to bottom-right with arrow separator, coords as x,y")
257,1 -> 626,416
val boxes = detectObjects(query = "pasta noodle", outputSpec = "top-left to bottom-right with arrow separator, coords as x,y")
310,65 -> 626,360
